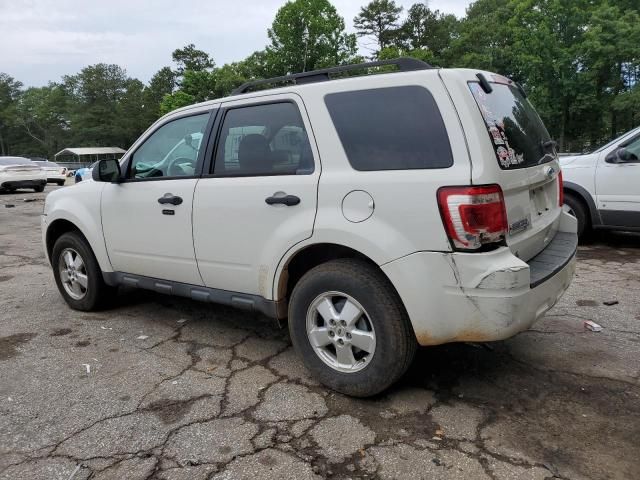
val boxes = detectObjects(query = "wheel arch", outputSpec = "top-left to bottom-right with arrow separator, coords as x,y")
274,243 -> 406,312
46,219 -> 90,265
563,181 -> 601,226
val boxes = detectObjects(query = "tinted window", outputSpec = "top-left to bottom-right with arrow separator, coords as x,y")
213,102 -> 313,176
129,113 -> 210,179
469,81 -> 553,169
324,86 -> 453,171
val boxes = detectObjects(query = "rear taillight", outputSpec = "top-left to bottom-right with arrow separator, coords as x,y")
437,185 -> 508,251
558,170 -> 563,207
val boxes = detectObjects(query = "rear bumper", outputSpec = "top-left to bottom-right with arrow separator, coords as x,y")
382,211 -> 578,346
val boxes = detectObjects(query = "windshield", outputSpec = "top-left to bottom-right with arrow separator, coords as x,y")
590,126 -> 640,154
469,81 -> 553,169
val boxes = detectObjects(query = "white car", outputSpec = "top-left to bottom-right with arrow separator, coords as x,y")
42,58 -> 577,396
0,156 -> 47,192
32,160 -> 67,186
560,126 -> 640,236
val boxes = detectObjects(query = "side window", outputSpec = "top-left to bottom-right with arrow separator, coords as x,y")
623,136 -> 640,159
325,86 -> 453,171
213,102 -> 313,176
129,113 -> 210,179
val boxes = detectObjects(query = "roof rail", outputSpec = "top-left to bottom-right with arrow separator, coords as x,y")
231,57 -> 433,95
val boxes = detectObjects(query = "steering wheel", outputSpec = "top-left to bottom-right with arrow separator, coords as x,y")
167,157 -> 194,177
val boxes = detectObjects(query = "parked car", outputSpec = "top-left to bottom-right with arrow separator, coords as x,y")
31,160 -> 67,185
74,162 -> 97,183
0,156 -> 47,192
42,59 -> 577,396
560,126 -> 640,237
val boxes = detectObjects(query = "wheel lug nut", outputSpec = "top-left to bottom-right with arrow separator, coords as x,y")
338,339 -> 344,346
346,333 -> 352,339
329,331 -> 335,337
329,320 -> 336,326
340,320 -> 347,327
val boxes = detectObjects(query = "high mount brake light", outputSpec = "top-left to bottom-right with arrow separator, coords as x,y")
437,185 -> 508,251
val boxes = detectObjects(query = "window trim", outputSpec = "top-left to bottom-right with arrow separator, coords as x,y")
120,109 -> 217,183
324,85 -> 454,172
202,99 -> 315,178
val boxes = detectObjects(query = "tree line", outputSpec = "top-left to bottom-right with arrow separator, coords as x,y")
1,0 -> 639,159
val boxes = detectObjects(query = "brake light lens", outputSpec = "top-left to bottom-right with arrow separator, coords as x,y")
558,170 -> 563,207
437,185 -> 508,251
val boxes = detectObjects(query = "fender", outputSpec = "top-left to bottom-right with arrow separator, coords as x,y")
563,180 -> 602,227
43,182 -> 113,273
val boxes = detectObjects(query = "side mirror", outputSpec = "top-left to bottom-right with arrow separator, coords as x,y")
92,159 -> 121,182
605,147 -> 639,164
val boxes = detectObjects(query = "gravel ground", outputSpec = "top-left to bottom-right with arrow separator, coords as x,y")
1,183 -> 639,480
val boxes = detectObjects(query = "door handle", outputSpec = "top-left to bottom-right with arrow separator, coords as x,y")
265,194 -> 300,206
158,193 -> 183,206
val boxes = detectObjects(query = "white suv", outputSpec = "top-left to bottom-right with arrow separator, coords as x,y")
42,59 -> 577,396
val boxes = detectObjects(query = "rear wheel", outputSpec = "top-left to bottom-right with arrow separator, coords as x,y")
57,180 -> 65,186
34,185 -> 45,192
288,259 -> 417,397
563,192 -> 588,237
52,232 -> 115,311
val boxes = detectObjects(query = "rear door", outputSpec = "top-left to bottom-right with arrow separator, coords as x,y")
441,70 -> 563,261
192,94 -> 320,298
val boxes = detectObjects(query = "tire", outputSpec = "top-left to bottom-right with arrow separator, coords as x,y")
288,258 -> 417,397
564,192 -> 588,237
57,180 -> 65,186
52,232 -> 116,311
34,185 -> 45,192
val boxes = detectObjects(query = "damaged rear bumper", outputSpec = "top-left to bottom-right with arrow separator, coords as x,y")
382,211 -> 578,346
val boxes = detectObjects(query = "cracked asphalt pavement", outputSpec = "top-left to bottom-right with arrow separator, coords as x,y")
1,184 -> 639,479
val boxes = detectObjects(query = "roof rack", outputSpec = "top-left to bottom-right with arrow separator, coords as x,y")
231,57 -> 433,95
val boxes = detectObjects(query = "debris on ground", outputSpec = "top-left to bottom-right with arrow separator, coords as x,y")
23,198 -> 37,203
603,300 -> 619,306
584,320 -> 603,332
177,318 -> 187,324
81,364 -> 91,374
5,204 -> 15,208
136,335 -> 149,340
100,326 -> 112,330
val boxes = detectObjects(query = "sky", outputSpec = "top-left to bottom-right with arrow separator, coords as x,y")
0,0 -> 471,87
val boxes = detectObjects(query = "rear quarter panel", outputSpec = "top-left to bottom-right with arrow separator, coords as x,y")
286,70 -> 472,269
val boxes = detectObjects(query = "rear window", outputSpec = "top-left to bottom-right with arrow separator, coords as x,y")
469,81 -> 553,169
325,86 -> 453,171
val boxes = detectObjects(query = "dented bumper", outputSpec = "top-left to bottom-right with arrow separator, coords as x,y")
382,212 -> 578,346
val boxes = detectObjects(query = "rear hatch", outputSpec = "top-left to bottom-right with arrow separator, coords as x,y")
441,70 -> 562,261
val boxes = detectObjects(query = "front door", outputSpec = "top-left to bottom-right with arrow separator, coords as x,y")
192,95 -> 320,298
101,111 -> 213,285
596,133 -> 640,227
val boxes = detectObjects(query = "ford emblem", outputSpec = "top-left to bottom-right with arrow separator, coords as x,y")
545,166 -> 556,178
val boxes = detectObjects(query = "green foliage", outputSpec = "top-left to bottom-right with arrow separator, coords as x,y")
354,0 -> 403,55
2,0 -> 639,157
266,0 -> 357,75
172,44 -> 215,75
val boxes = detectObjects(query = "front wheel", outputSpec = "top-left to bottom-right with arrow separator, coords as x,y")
288,259 -> 417,397
34,185 -> 45,192
52,232 -> 115,311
